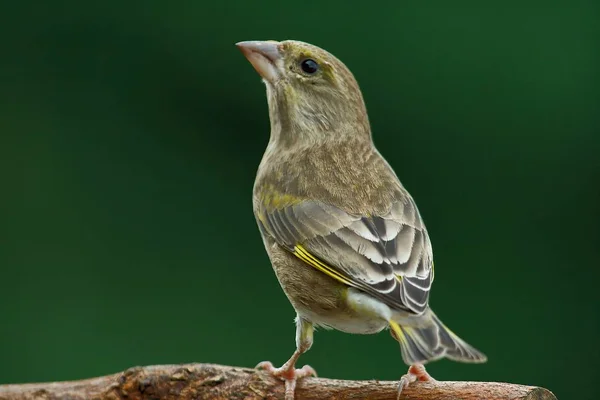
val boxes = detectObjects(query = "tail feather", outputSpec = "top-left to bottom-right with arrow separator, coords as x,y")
390,311 -> 487,365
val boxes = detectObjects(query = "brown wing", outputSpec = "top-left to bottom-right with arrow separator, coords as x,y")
256,198 -> 434,315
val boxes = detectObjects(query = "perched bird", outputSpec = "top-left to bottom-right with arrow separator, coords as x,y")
236,39 -> 486,399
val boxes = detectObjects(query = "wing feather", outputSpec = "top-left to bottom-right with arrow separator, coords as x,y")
258,198 -> 434,315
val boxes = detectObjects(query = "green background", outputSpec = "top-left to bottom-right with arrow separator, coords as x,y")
1,1 -> 598,399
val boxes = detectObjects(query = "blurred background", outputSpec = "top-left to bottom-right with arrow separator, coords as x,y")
1,1 -> 598,399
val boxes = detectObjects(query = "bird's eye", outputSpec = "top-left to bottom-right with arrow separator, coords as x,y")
300,59 -> 319,74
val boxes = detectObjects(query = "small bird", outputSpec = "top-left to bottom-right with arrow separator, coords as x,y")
236,40 -> 486,399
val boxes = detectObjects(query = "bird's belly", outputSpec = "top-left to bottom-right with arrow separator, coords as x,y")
303,287 -> 391,334
265,240 -> 391,335
298,306 -> 389,334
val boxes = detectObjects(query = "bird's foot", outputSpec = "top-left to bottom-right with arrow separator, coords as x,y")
397,364 -> 435,399
256,361 -> 317,400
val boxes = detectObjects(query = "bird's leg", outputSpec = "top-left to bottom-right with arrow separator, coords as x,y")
256,316 -> 316,400
397,363 -> 436,399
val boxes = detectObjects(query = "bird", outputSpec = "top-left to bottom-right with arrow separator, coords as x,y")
236,39 -> 486,400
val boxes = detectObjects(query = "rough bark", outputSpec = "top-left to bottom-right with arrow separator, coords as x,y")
0,363 -> 556,400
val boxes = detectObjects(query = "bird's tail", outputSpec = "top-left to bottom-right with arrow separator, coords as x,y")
389,310 -> 487,365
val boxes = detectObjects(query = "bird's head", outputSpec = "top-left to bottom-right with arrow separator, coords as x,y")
237,40 -> 371,145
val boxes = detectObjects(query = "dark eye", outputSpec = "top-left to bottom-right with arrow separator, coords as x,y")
300,59 -> 319,74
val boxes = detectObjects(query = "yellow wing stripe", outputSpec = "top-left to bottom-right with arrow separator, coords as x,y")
389,320 -> 407,345
293,244 -> 353,286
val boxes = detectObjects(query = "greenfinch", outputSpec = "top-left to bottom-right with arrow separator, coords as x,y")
237,40 -> 486,400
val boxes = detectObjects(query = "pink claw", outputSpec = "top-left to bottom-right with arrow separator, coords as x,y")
256,361 -> 317,400
397,364 -> 436,399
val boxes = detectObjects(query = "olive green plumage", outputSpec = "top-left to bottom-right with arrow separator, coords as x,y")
238,39 -> 486,369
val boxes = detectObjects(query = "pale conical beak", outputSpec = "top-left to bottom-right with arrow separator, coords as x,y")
236,41 -> 282,83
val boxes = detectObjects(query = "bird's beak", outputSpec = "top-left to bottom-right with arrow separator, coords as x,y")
236,41 -> 282,83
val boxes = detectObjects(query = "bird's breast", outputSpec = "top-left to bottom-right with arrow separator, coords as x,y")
254,141 -> 403,216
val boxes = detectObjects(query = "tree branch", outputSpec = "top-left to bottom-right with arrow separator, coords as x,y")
0,363 -> 556,400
